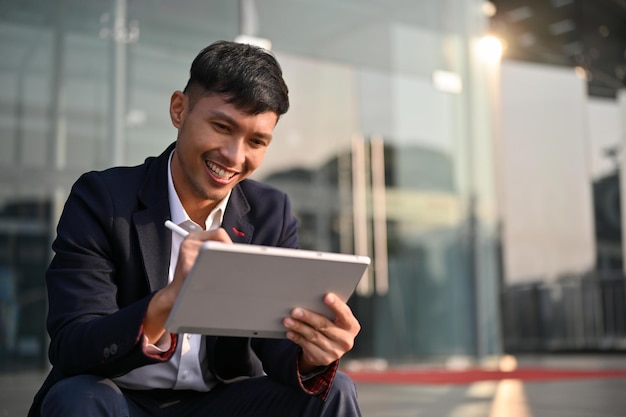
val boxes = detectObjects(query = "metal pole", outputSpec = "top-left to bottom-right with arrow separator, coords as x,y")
370,135 -> 389,295
239,0 -> 258,36
353,134 -> 372,296
110,0 -> 127,167
50,0 -> 67,171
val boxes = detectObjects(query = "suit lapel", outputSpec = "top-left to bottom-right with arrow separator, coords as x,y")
134,144 -> 174,291
222,184 -> 254,244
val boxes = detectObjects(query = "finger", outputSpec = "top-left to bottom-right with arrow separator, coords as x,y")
187,227 -> 233,244
323,294 -> 360,332
323,293 -> 347,318
285,327 -> 339,366
285,320 -> 352,367
175,228 -> 233,280
283,306 -> 359,369
288,308 -> 341,339
285,326 -> 331,351
284,312 -> 335,343
176,238 -> 203,272
283,310 -> 355,357
289,335 -> 331,367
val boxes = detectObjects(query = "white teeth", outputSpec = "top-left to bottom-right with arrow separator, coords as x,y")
207,162 -> 234,179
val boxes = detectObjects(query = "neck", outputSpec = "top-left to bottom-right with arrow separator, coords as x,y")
184,203 -> 217,230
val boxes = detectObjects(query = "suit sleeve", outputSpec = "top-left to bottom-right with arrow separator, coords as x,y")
46,172 -> 176,377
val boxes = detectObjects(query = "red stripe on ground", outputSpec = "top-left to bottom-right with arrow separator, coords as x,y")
344,368 -> 626,384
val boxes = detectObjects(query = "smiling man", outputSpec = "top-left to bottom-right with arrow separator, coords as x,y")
29,41 -> 363,417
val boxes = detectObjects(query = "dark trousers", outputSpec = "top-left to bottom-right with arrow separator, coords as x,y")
40,372 -> 361,417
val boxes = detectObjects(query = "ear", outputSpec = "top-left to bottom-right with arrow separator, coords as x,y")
169,91 -> 187,129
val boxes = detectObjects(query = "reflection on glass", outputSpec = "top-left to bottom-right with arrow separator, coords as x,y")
0,199 -> 50,371
262,138 -> 479,359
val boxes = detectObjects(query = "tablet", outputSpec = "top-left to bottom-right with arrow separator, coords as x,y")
165,241 -> 371,338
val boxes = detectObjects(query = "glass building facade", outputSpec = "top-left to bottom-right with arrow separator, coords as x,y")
0,0 -> 502,371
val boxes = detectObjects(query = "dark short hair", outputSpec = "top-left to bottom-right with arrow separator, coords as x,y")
183,40 -> 289,116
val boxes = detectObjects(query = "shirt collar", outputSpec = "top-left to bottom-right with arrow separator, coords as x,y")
167,149 -> 230,230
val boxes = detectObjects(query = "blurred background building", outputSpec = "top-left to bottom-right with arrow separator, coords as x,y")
0,0 -> 624,374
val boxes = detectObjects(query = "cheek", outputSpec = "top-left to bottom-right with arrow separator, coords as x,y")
248,150 -> 267,171
181,118 -> 212,144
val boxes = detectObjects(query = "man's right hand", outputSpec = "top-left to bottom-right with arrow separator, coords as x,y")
144,227 -> 233,344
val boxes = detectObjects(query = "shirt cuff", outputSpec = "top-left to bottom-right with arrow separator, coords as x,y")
299,359 -> 338,400
138,327 -> 177,360
301,365 -> 330,381
143,332 -> 172,354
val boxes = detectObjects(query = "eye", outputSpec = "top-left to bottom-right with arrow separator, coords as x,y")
212,122 -> 229,132
249,138 -> 269,148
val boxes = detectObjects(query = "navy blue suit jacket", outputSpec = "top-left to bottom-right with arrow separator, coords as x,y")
28,143 -> 332,416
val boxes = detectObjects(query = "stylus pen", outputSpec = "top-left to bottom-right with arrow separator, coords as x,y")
164,220 -> 189,237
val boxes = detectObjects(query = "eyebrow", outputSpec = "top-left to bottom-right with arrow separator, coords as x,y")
209,109 -> 274,141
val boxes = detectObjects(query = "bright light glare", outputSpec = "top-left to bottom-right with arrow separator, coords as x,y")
498,354 -> 518,372
478,35 -> 503,61
482,1 -> 497,17
433,70 -> 463,94
574,66 -> 588,80
234,35 -> 272,51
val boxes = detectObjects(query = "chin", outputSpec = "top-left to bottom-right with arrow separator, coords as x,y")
204,188 -> 230,202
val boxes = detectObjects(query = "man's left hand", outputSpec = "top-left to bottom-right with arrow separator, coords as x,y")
283,293 -> 361,374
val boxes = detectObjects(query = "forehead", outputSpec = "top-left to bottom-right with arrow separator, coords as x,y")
191,94 -> 279,130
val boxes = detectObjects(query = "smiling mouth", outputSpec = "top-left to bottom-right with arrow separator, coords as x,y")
206,161 -> 238,181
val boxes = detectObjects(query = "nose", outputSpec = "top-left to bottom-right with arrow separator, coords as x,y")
220,137 -> 245,166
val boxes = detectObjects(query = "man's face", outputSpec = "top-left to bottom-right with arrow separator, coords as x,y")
169,92 -> 278,213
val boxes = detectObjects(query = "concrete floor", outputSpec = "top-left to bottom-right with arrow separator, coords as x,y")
3,355 -> 626,417
357,378 -> 626,417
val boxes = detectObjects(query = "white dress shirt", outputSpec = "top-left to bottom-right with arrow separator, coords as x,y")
114,150 -> 230,390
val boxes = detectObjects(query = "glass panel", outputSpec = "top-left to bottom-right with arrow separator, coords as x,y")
0,18 -> 54,168
255,0 -> 498,361
0,189 -> 50,371
0,0 -> 499,371
0,3 -> 57,371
